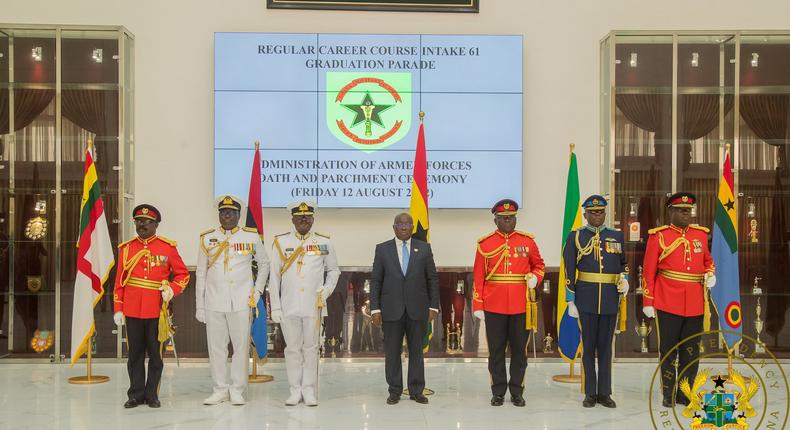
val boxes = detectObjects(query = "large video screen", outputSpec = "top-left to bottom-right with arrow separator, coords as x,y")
214,33 -> 522,208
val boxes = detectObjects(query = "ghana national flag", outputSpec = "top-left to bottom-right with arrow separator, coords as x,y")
711,146 -> 742,351
409,112 -> 432,352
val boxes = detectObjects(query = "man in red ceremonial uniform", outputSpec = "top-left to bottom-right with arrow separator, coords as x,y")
642,192 -> 716,408
473,199 -> 545,407
113,204 -> 190,409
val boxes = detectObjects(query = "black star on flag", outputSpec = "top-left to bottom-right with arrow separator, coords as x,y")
341,92 -> 393,128
724,199 -> 735,212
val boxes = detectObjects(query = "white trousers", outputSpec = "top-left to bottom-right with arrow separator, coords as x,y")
206,309 -> 250,396
280,315 -> 320,398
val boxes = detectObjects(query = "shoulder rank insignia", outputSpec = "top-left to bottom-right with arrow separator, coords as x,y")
117,237 -> 136,248
242,227 -> 259,234
648,225 -> 670,235
689,224 -> 710,233
157,236 -> 178,247
274,232 -> 290,237
477,231 -> 497,243
315,232 -> 330,239
200,228 -> 215,237
515,230 -> 535,239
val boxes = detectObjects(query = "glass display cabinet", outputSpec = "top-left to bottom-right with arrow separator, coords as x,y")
0,24 -> 134,360
601,31 -> 790,357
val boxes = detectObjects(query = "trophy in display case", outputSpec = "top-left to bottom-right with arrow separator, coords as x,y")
627,198 -> 640,242
445,322 -> 463,354
752,276 -> 762,295
363,279 -> 371,294
635,319 -> 652,353
747,198 -> 759,243
753,276 -> 766,354
635,266 -> 644,295
543,280 -> 550,294
456,279 -> 464,295
543,333 -> 553,354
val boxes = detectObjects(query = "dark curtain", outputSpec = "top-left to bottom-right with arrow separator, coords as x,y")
767,170 -> 789,344
616,94 -> 668,134
740,95 -> 790,146
0,89 -> 55,135
678,94 -> 734,140
61,89 -> 119,137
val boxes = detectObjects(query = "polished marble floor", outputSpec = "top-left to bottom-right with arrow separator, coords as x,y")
0,360 -> 785,429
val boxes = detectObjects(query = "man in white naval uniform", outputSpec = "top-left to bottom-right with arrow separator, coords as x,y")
269,201 -> 341,406
196,195 -> 270,406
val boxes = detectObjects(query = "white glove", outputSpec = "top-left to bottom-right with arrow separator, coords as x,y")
113,311 -> 125,326
271,309 -> 283,323
643,306 -> 656,319
473,310 -> 485,321
618,278 -> 630,294
706,274 -> 716,289
161,285 -> 174,301
195,308 -> 206,324
567,302 -> 579,319
527,274 -> 538,289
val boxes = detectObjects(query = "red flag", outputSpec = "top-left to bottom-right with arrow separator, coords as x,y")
409,114 -> 429,242
245,141 -> 263,238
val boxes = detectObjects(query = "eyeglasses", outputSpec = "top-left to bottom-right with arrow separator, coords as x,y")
134,218 -> 155,226
219,208 -> 239,216
494,215 -> 516,221
393,223 -> 413,229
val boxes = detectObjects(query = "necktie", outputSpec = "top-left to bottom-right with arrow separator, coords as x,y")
401,241 -> 409,274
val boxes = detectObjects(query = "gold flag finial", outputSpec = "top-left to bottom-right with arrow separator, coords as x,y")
254,140 -> 260,150
419,111 -> 425,123
725,143 -> 731,151
570,143 -> 575,152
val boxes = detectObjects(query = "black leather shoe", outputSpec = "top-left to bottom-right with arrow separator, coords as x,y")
583,395 -> 597,408
123,399 -> 142,409
662,397 -> 674,408
147,398 -> 161,408
386,394 -> 400,405
490,395 -> 504,406
409,394 -> 429,404
511,395 -> 526,407
597,395 -> 616,408
675,394 -> 690,407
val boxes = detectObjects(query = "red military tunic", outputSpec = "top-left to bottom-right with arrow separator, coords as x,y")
642,224 -> 714,317
473,230 -> 545,315
113,235 -> 190,319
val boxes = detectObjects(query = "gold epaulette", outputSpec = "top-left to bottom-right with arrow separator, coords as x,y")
157,236 -> 177,247
117,237 -> 136,248
477,231 -> 497,243
648,225 -> 670,235
200,228 -> 215,237
689,224 -> 710,233
242,227 -> 258,234
515,230 -> 535,239
315,232 -> 330,239
274,232 -> 290,237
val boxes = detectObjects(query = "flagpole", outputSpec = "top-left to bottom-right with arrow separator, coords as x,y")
552,144 -> 582,385
69,137 -> 110,385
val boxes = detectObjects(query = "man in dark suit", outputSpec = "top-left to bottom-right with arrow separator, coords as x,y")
370,213 -> 440,405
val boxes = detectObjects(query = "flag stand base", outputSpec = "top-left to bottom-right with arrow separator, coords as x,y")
69,348 -> 109,385
552,362 -> 581,384
403,388 -> 435,396
249,347 -> 274,383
